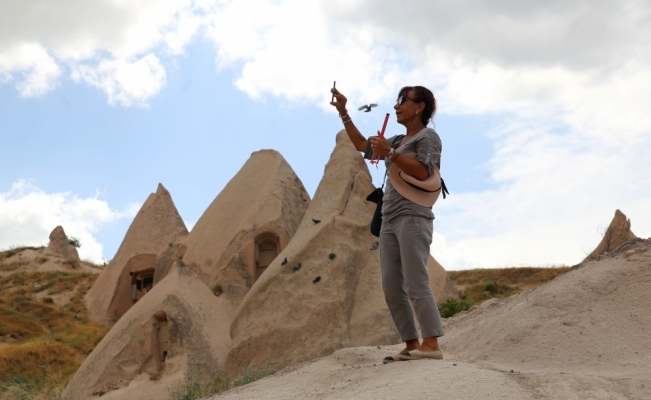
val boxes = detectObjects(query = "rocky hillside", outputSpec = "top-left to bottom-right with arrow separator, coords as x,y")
0,246 -> 108,399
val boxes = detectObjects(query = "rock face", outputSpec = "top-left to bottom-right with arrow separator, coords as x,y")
85,184 -> 188,325
584,209 -> 637,262
227,131 -> 458,373
47,226 -> 79,260
181,150 -> 310,314
64,261 -> 233,400
428,256 -> 460,304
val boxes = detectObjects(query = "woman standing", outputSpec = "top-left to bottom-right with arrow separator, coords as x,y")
330,86 -> 445,362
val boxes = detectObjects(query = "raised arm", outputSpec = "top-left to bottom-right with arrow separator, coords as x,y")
330,88 -> 367,152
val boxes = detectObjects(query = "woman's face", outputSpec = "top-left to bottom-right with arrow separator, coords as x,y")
394,89 -> 422,126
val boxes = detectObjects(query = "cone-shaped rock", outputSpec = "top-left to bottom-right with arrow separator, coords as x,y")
47,225 -> 79,260
64,260 -> 232,400
85,184 -> 188,325
227,131 -> 456,372
181,150 -> 310,313
584,209 -> 637,262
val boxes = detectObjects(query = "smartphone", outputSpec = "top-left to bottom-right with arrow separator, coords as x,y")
331,81 -> 336,102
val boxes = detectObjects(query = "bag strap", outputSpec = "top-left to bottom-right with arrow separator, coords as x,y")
441,178 -> 449,199
380,169 -> 388,190
380,134 -> 405,190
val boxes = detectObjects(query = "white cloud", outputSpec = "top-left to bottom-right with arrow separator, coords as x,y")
0,42 -> 62,96
0,180 -> 138,263
2,0 -> 650,268
71,54 -> 167,107
206,0 -> 406,106
430,232 -> 483,271
0,0 -> 206,105
202,0 -> 651,269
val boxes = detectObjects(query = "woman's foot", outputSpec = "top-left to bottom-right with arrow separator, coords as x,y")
397,336 -> 443,360
402,338 -> 420,353
416,336 -> 440,352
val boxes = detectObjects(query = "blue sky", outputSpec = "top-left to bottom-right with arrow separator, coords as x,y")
1,0 -> 650,269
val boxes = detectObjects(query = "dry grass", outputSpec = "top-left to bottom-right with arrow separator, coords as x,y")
0,271 -> 109,397
448,266 -> 571,304
0,342 -> 79,381
168,366 -> 274,400
61,258 -> 80,270
0,261 -> 29,272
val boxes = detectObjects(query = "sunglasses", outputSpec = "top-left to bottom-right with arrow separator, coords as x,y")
396,95 -> 419,105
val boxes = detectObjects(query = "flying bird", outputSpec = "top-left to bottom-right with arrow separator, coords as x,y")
281,257 -> 288,266
313,276 -> 321,283
358,104 -> 378,112
293,263 -> 301,271
312,218 -> 321,224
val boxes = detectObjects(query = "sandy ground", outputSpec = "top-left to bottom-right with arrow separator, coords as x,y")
211,345 -> 533,400
209,344 -> 649,400
209,238 -> 651,400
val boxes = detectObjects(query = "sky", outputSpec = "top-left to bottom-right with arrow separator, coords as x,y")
1,0 -> 650,270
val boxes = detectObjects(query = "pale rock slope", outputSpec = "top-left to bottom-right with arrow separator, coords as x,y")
85,183 -> 188,325
584,209 -> 638,261
226,131 -> 457,373
212,239 -> 651,400
181,149 -> 310,314
441,237 -> 650,380
64,260 -> 232,400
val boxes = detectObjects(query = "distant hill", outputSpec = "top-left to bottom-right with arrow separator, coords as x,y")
447,266 -> 570,303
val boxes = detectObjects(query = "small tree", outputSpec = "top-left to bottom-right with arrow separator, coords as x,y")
67,236 -> 81,248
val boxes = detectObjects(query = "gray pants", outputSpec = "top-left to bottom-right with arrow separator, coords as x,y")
379,214 -> 444,341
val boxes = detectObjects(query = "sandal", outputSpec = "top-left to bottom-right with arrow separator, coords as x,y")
382,354 -> 408,364
398,349 -> 443,360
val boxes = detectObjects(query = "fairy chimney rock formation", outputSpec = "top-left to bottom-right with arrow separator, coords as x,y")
584,209 -> 638,262
64,260 -> 232,400
85,183 -> 189,325
47,225 -> 80,260
227,130 -> 457,373
227,131 -> 383,373
181,149 -> 310,314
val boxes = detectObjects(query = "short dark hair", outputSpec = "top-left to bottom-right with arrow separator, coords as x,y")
398,86 -> 436,126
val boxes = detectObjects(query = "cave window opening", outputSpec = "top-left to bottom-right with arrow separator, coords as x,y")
130,268 -> 155,302
255,234 -> 279,281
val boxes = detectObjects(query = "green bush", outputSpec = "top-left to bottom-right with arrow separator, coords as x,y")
438,298 -> 475,318
66,237 -> 81,249
483,280 -> 497,293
